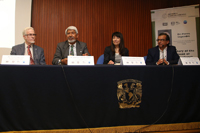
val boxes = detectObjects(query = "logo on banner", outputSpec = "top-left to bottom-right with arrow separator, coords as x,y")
171,21 -> 175,26
183,20 -> 187,24
162,22 -> 168,26
117,79 -> 142,109
176,21 -> 180,25
171,21 -> 180,26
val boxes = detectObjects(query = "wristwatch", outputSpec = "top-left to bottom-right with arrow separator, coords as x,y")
58,59 -> 61,64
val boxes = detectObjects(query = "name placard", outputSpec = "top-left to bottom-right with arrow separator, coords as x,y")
178,57 -> 200,65
68,56 -> 94,65
120,57 -> 146,65
1,55 -> 30,65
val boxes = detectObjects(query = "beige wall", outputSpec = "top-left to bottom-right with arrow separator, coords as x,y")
0,0 -> 32,63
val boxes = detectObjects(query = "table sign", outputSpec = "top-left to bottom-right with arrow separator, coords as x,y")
178,57 -> 200,65
68,56 -> 94,65
1,55 -> 30,65
120,56 -> 146,65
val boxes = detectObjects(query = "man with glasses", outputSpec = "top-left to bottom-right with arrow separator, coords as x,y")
146,33 -> 179,65
10,27 -> 46,65
52,26 -> 90,65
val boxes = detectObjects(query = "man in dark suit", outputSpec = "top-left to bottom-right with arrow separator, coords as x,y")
10,27 -> 46,65
146,33 -> 179,65
52,26 -> 90,65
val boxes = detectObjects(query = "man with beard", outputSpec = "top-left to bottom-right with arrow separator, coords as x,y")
52,26 -> 90,65
10,27 -> 46,65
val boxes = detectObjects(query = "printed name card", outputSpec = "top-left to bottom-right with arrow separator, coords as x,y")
178,57 -> 200,65
120,57 -> 146,65
68,56 -> 94,65
1,55 -> 30,65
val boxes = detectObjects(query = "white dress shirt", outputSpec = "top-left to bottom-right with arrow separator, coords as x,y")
159,47 -> 167,60
69,43 -> 77,56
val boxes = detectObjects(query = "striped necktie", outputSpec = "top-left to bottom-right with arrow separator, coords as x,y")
27,45 -> 35,65
70,45 -> 74,56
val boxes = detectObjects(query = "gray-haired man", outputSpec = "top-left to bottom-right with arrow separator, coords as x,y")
10,27 -> 46,65
52,26 -> 90,65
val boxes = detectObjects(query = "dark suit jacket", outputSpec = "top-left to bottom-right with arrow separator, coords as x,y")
10,43 -> 46,65
103,46 -> 129,64
146,46 -> 180,65
52,41 -> 91,65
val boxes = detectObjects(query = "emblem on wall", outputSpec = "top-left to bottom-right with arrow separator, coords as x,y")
117,79 -> 142,109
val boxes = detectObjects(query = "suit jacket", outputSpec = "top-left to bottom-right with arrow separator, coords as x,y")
10,43 -> 46,65
52,41 -> 91,65
146,46 -> 180,65
103,46 -> 129,64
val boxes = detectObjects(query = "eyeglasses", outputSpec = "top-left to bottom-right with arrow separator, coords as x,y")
25,34 -> 36,36
156,39 -> 166,42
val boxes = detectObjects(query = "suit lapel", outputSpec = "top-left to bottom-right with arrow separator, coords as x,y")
32,44 -> 37,61
21,43 -> 25,55
167,46 -> 171,61
76,41 -> 82,55
63,41 -> 82,57
155,46 -> 160,61
63,41 -> 69,58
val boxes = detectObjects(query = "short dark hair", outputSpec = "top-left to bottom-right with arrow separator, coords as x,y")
159,33 -> 170,41
111,32 -> 126,55
158,33 -> 170,45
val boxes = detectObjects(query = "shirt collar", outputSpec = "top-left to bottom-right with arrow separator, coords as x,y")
159,46 -> 167,52
25,43 -> 33,48
69,43 -> 76,48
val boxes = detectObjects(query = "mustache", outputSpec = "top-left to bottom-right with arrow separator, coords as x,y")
68,37 -> 75,39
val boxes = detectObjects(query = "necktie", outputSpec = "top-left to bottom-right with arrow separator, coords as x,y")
27,45 -> 35,65
70,45 -> 74,56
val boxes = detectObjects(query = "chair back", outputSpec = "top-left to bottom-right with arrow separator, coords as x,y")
96,54 -> 104,64
144,56 -> 147,61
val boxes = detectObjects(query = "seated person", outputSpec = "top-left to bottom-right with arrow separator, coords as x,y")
10,27 -> 46,65
52,26 -> 90,65
146,33 -> 180,65
103,32 -> 129,64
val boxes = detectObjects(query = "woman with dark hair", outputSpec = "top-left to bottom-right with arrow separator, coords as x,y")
103,32 -> 129,64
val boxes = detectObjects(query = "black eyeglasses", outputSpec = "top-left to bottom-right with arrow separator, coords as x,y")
156,39 -> 166,42
25,34 -> 36,36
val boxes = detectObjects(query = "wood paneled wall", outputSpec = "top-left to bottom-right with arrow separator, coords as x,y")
31,0 -> 200,65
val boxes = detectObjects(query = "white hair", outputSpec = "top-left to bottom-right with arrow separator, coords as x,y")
23,27 -> 34,36
65,26 -> 78,35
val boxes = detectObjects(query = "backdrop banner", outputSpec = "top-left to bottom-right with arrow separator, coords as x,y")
151,4 -> 199,57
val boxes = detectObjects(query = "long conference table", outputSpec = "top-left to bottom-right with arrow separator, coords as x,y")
0,65 -> 200,132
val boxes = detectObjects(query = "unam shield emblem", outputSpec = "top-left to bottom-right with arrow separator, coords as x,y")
117,79 -> 142,109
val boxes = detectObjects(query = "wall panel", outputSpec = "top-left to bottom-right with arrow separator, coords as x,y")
31,0 -> 200,65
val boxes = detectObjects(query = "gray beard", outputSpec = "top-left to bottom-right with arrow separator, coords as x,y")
68,39 -> 76,43
30,41 -> 35,44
